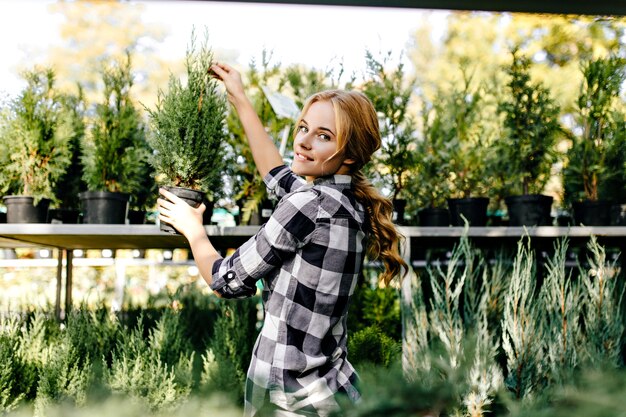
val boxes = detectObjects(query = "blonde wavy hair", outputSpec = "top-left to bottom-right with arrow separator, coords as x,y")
297,90 -> 408,285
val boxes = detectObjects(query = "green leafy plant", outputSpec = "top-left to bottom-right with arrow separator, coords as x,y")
563,56 -> 626,204
497,49 -> 562,196
146,29 -> 228,199
82,53 -> 150,194
0,67 -> 76,204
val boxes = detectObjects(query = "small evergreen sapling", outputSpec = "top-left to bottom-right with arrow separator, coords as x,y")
146,30 -> 228,196
0,68 -> 75,204
82,53 -> 150,194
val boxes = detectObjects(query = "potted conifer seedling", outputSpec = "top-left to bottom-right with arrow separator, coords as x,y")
80,54 -> 151,224
362,50 -> 419,225
563,56 -> 626,226
0,68 -> 76,223
50,89 -> 87,224
497,50 -> 562,226
432,69 -> 495,227
146,31 -> 228,234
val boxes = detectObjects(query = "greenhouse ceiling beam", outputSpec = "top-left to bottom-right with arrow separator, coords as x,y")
205,0 -> 626,16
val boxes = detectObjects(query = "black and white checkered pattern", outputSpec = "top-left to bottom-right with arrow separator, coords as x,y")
211,165 -> 364,416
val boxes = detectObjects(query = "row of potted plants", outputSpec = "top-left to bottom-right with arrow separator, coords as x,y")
1,35 -> 625,228
0,32 -> 226,233
363,49 -> 626,227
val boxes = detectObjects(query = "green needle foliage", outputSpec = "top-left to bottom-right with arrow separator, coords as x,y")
563,56 -> 626,203
0,68 -> 76,204
501,236 -> 544,399
146,29 -> 228,196
82,53 -> 150,193
497,49 -> 562,196
540,238 -> 582,383
362,50 -> 419,201
581,236 -> 624,366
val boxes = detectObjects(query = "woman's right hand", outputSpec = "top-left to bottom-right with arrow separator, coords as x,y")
209,62 -> 246,105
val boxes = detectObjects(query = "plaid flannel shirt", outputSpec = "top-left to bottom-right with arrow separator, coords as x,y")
211,165 -> 364,416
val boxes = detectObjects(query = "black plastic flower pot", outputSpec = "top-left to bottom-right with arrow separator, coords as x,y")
505,194 -> 553,226
447,197 -> 489,227
48,208 -> 81,224
392,199 -> 407,225
159,186 -> 204,234
79,191 -> 129,224
127,209 -> 147,225
247,198 -> 275,226
3,196 -> 50,223
417,207 -> 450,227
572,200 -> 612,226
202,198 -> 215,226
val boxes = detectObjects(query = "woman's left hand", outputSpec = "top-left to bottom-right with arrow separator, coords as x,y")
157,188 -> 205,238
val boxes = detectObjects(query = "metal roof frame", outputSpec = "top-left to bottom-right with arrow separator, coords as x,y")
199,0 -> 626,16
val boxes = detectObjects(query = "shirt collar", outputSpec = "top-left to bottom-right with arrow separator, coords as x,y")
312,174 -> 352,187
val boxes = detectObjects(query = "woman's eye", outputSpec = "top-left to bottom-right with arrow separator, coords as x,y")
297,125 -> 308,133
319,133 -> 331,141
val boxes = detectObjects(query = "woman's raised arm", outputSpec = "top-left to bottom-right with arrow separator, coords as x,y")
210,62 -> 284,179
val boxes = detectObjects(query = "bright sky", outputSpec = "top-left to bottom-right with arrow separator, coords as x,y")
0,0 -> 448,97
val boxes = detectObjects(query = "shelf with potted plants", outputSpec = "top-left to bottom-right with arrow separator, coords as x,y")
495,48 -> 564,226
146,29 -> 229,234
0,67 -> 79,224
562,56 -> 626,226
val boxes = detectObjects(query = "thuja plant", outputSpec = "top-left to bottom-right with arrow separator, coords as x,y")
497,49 -> 562,196
539,238 -> 582,383
563,56 -> 626,204
362,50 -> 419,204
203,298 -> 259,403
501,237 -> 545,399
105,312 -> 194,411
581,235 -> 624,366
82,53 -> 150,194
146,29 -> 228,196
0,67 -> 75,203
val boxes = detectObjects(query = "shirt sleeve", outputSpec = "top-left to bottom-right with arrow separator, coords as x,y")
210,188 -> 319,299
264,165 -> 306,200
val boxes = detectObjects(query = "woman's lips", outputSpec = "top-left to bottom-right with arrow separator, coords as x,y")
295,152 -> 313,161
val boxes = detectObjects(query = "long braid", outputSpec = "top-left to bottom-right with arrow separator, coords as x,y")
352,170 -> 408,285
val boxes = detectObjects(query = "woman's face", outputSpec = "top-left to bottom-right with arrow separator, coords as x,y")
291,100 -> 350,181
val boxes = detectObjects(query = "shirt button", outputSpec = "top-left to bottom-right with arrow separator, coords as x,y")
227,271 -> 235,279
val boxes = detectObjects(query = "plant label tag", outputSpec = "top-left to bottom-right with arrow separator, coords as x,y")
261,86 -> 300,120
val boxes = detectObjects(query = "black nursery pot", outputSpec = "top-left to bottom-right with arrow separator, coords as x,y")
392,199 -> 407,225
3,196 -> 50,223
447,197 -> 489,227
572,200 -> 612,226
79,191 -> 129,224
48,208 -> 81,224
505,194 -> 553,226
418,207 -> 450,226
159,186 -> 204,234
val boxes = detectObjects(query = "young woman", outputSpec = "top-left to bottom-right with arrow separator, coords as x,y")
157,63 -> 407,417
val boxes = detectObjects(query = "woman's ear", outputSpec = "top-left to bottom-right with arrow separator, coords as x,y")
343,158 -> 356,166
